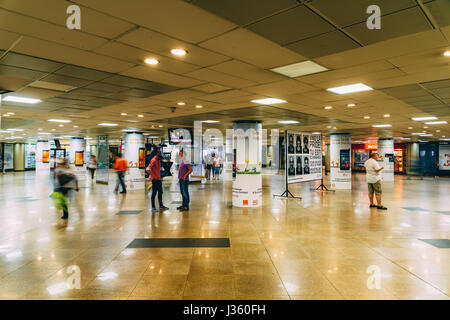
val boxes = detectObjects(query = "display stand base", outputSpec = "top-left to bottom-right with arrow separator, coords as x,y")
312,179 -> 335,192
273,188 -> 302,200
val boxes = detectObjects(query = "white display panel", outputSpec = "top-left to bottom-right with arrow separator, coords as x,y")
330,134 -> 352,190
123,133 -> 145,190
69,137 -> 87,180
36,141 -> 50,175
286,131 -> 322,184
439,144 -> 450,170
377,139 -> 394,181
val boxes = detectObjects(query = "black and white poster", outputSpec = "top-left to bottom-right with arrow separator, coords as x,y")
286,131 -> 322,184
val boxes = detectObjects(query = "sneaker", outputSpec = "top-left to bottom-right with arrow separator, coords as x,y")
61,216 -> 68,220
151,208 -> 159,212
377,206 -> 388,210
159,206 -> 169,210
180,207 -> 189,211
369,204 -> 377,208
176,206 -> 184,210
120,191 -> 127,194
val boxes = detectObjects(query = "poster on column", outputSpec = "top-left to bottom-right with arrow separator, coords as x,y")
439,144 -> 450,170
69,138 -> 86,179
377,139 -> 394,181
36,141 -> 50,174
96,136 -> 109,184
124,133 -> 145,190
286,131 -> 322,184
330,134 -> 352,189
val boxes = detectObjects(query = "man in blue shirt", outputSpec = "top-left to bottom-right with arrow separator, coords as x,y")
177,150 -> 193,211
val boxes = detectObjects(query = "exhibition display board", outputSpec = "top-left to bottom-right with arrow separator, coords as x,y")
36,140 -> 50,175
377,139 -> 394,182
124,133 -> 145,190
286,131 -> 322,184
96,136 -> 109,184
69,137 -> 86,179
25,144 -> 36,169
232,121 -> 262,207
439,144 -> 450,170
3,144 -> 14,170
330,134 -> 352,189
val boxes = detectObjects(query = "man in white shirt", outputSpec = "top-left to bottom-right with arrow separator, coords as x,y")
364,152 -> 387,210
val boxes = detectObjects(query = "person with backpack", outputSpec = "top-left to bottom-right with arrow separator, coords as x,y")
51,158 -> 79,219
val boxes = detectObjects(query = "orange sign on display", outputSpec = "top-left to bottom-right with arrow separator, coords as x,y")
42,150 -> 50,163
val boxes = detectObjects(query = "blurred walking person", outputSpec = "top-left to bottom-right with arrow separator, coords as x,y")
113,153 -> 128,194
213,154 -> 221,182
147,148 -> 169,212
51,158 -> 79,219
177,150 -> 193,211
87,154 -> 97,180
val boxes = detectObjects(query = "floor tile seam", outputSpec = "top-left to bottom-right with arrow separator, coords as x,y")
180,248 -> 196,298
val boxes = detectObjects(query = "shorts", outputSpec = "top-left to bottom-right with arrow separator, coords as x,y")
368,181 -> 382,196
214,167 -> 220,174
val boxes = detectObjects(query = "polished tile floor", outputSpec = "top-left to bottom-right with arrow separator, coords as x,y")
0,170 -> 448,300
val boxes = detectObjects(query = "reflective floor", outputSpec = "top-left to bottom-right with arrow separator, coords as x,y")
0,171 -> 448,300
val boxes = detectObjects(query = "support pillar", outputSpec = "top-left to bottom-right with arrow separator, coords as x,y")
330,134 -> 352,189
377,138 -> 394,182
13,143 -> 25,171
123,132 -> 145,190
232,121 -> 262,207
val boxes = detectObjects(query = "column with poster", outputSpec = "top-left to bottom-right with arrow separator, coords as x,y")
439,143 -> 450,171
377,138 -> 394,182
69,137 -> 87,180
330,134 -> 352,189
96,136 -> 109,184
123,133 -> 145,191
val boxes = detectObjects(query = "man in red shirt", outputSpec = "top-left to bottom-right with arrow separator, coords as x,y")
146,148 -> 168,212
113,153 -> 128,194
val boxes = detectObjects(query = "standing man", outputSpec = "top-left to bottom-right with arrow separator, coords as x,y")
204,153 -> 213,181
364,152 -> 387,210
147,148 -> 169,212
113,153 -> 128,194
177,150 -> 193,211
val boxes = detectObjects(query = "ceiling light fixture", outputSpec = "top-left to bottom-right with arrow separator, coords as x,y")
420,134 -> 433,137
384,114 -> 390,118
195,105 -> 203,109
73,125 -> 78,128
411,116 -> 437,121
7,112 -> 15,115
251,98 -> 287,105
171,48 -> 187,56
48,119 -> 72,123
278,120 -> 299,124
425,121 -> 447,125
3,96 -> 41,104
121,113 -> 127,116
98,123 -> 118,126
372,124 -> 392,128
144,58 -> 159,65
444,50 -> 450,57
38,132 -> 51,135
327,83 -> 373,94
347,103 -> 356,107
324,106 -> 332,110
177,102 -> 185,106
270,60 -> 328,78
138,115 -> 144,118
312,132 -> 321,134
364,116 -> 370,119
202,120 -> 219,123
58,124 -> 64,127
7,128 -> 24,132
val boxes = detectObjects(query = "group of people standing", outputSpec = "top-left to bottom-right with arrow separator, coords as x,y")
204,152 -> 222,182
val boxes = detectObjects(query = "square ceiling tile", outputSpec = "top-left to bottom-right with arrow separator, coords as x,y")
0,52 -> 64,73
247,5 -> 335,45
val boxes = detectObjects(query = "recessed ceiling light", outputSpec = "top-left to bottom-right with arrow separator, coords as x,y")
3,114 -> 10,117
270,60 -> 328,78
436,130 -> 441,132
444,50 -> 450,57
425,121 -> 447,125
372,124 -> 392,128
347,103 -> 356,107
171,48 -> 187,56
58,124 -> 64,127
384,114 -> 390,118
333,127 -> 337,130
408,127 -> 413,129
38,128 -> 43,131
312,132 -> 321,134
144,58 -> 159,65
251,98 -> 287,105
411,133 -> 423,135
7,112 -> 15,115
195,105 -> 203,109
98,123 -> 118,126
202,120 -> 219,123
420,133 -> 433,137
158,125 -> 163,127
324,106 -> 333,110
48,119 -> 71,123
7,128 -> 24,132
364,116 -> 370,119
121,113 -> 127,116
411,116 -> 437,121
38,132 -> 51,135
177,102 -> 185,106
73,125 -> 79,128
51,129 -> 56,131
3,96 -> 41,104
138,115 -> 144,118
327,126 -> 332,129
327,83 -> 373,94
278,120 -> 299,124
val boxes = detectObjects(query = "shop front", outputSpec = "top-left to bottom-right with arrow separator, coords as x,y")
351,142 -> 408,174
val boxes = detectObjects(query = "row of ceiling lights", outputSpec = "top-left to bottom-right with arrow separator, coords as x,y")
144,48 -> 188,66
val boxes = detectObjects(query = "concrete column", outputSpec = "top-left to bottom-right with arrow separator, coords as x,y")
123,132 -> 145,190
232,120 -> 262,207
13,143 -> 25,171
406,142 -> 420,176
330,134 -> 352,189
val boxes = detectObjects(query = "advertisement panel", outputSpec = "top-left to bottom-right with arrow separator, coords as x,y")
439,144 -> 450,170
286,131 -> 322,184
96,136 -> 109,184
330,134 -> 352,189
124,133 -> 145,190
